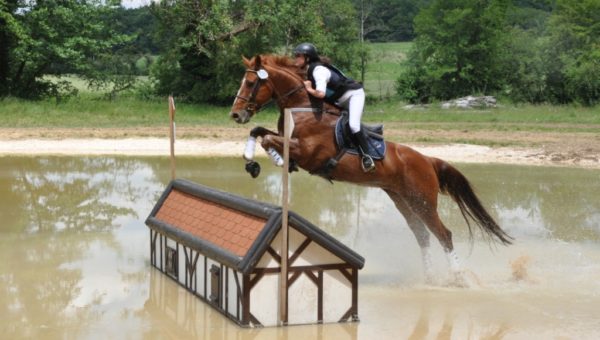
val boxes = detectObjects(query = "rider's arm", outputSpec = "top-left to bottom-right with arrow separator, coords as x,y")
304,66 -> 330,98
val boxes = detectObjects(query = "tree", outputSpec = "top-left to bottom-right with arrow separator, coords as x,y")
507,0 -> 554,32
0,0 -> 130,99
111,6 -> 161,55
499,26 -> 549,103
496,1 -> 554,103
353,0 -> 430,42
0,0 -> 22,95
545,0 -> 600,105
150,0 -> 362,104
396,0 -> 511,102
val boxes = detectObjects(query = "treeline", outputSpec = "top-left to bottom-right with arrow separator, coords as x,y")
1,0 -> 598,105
0,0 -> 159,100
397,0 -> 600,105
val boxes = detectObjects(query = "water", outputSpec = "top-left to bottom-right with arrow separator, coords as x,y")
1,156 -> 599,339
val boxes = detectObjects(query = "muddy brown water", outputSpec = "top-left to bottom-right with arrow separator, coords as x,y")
1,156 -> 599,339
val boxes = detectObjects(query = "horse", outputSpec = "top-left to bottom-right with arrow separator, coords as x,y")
229,54 -> 512,284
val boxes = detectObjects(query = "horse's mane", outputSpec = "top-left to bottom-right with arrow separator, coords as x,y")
258,54 -> 339,112
259,54 -> 305,79
260,54 -> 295,67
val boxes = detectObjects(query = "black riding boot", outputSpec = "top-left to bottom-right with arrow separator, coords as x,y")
352,131 -> 376,172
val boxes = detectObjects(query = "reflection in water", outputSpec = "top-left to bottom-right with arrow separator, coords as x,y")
0,157 -> 161,339
448,164 -> 600,242
0,156 -> 599,339
144,270 -> 360,340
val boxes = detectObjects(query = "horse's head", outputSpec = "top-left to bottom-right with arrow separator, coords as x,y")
229,55 -> 275,124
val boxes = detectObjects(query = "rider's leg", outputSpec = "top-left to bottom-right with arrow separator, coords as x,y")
351,130 -> 375,172
347,89 -> 365,134
346,89 -> 375,172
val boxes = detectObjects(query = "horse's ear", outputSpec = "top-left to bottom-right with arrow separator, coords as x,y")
255,55 -> 262,68
242,55 -> 251,67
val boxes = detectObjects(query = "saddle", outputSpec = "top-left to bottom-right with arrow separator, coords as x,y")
311,113 -> 386,181
334,113 -> 386,160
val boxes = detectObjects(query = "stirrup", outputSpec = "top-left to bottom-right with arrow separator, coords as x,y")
361,155 -> 375,173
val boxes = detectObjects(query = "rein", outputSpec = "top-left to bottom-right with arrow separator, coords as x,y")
258,83 -> 305,113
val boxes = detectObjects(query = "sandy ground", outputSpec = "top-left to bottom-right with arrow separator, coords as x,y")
1,126 -> 599,169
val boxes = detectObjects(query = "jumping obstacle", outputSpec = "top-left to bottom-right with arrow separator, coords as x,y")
145,178 -> 364,327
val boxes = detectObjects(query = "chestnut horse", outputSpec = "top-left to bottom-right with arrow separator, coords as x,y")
229,54 -> 512,284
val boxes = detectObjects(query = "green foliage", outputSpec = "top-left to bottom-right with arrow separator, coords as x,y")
545,0 -> 600,105
110,6 -> 161,55
498,27 -> 548,103
396,0 -> 599,105
84,53 -> 140,100
397,0 -> 511,102
359,0 -> 430,42
149,0 -> 362,104
3,0 -> 598,106
506,0 -> 553,32
0,0 -> 132,100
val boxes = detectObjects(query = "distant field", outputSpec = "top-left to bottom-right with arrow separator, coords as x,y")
363,42 -> 412,100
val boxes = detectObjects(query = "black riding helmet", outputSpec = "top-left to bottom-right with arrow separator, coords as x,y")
294,43 -> 319,62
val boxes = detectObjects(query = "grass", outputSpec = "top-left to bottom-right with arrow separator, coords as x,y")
2,95 -> 599,131
363,42 -> 412,99
0,95 -> 234,128
363,101 -> 600,126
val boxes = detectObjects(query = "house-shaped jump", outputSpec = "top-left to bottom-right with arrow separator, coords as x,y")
145,179 -> 365,327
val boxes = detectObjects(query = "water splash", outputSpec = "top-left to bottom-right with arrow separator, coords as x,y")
510,254 -> 532,281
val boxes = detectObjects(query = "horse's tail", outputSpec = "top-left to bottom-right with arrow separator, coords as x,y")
431,158 -> 513,245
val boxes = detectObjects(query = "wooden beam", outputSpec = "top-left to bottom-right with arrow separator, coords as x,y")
279,108 -> 292,325
318,270 -> 323,322
289,238 -> 311,265
242,274 -> 251,325
168,96 -> 176,180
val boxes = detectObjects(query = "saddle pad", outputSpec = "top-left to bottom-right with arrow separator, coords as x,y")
334,116 -> 386,160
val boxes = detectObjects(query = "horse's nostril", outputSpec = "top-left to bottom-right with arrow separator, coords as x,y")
230,112 -> 239,120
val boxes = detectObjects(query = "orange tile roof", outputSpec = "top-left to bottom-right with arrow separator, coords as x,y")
155,189 -> 267,257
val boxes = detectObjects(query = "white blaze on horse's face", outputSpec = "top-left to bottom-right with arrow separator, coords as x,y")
230,74 -> 251,124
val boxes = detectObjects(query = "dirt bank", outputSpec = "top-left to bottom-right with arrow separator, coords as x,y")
1,127 -> 599,168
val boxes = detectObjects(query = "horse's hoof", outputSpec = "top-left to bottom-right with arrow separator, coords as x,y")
289,160 -> 299,173
448,270 -> 482,288
450,273 -> 469,288
245,161 -> 261,178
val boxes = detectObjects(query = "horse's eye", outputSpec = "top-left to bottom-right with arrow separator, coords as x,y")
245,80 -> 255,88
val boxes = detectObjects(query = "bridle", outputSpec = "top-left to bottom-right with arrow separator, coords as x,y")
235,65 -> 305,115
235,69 -> 268,114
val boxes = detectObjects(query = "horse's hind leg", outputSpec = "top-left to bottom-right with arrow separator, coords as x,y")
385,190 -> 435,283
388,189 -> 466,285
261,134 -> 301,169
408,195 -> 467,284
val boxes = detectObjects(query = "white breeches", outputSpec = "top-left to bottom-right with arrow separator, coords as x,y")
336,88 -> 365,134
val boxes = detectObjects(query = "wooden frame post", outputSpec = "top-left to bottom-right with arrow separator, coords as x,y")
168,96 -> 176,180
279,108 -> 292,325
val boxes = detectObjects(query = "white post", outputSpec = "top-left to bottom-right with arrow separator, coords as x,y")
168,96 -> 176,180
279,108 -> 292,325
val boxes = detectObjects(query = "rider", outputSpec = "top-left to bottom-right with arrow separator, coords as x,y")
293,42 -> 375,173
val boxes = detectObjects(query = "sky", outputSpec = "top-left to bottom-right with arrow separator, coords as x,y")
120,0 -> 154,9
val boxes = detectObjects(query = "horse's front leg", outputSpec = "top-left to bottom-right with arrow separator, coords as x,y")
243,126 -> 278,178
244,126 -> 278,161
